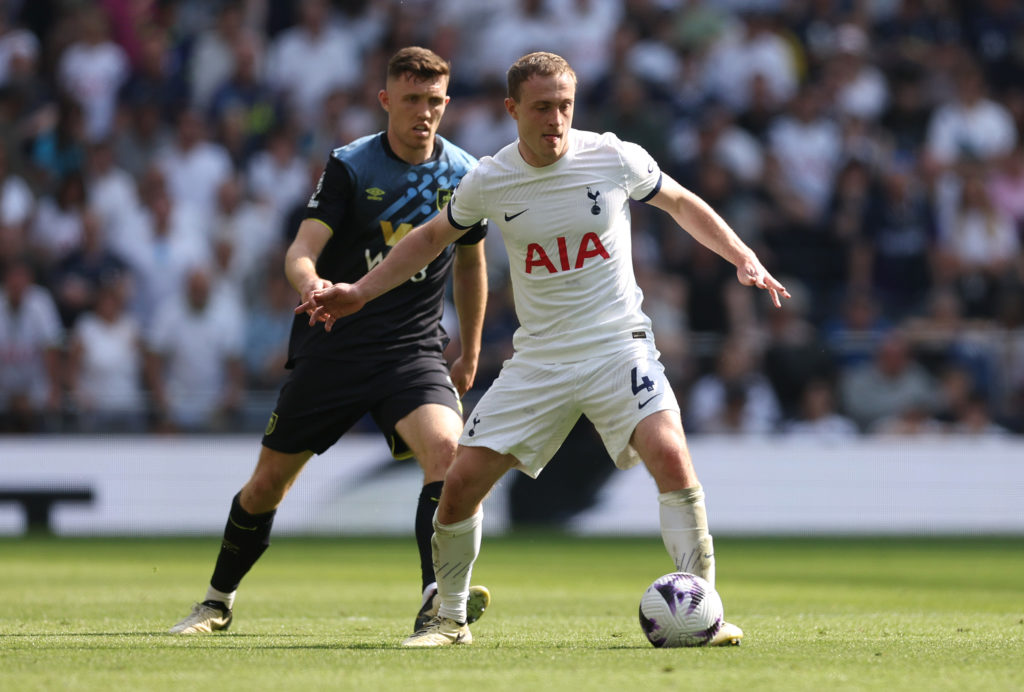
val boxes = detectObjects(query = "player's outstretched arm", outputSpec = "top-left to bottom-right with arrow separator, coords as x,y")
449,238 -> 487,395
297,212 -> 467,330
647,174 -> 791,308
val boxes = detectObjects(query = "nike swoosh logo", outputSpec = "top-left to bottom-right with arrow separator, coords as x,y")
647,162 -> 654,173
504,209 -> 527,222
638,394 -> 661,409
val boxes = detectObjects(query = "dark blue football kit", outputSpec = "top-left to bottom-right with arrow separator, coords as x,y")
262,132 -> 485,457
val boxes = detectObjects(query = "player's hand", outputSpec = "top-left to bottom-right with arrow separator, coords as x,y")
296,278 -> 334,320
736,258 -> 790,308
449,355 -> 478,397
294,283 -> 367,332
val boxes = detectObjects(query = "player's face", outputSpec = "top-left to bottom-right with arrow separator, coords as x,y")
506,72 -> 575,167
380,73 -> 450,164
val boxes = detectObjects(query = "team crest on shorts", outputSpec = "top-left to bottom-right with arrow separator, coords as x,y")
264,412 -> 278,436
436,188 -> 452,211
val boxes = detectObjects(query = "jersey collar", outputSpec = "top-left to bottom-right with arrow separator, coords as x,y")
379,131 -> 444,165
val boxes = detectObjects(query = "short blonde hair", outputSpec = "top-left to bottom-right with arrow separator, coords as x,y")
506,52 -> 576,102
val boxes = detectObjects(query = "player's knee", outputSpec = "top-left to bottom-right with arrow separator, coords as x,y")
243,472 -> 290,511
419,435 -> 458,475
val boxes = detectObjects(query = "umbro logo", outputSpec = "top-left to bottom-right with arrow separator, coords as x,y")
504,209 -> 528,222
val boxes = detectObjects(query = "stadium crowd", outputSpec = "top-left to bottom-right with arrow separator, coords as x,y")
1,0 -> 1023,437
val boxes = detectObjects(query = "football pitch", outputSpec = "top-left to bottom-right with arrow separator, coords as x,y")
1,534 -> 1021,691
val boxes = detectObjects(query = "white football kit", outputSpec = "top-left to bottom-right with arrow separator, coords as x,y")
448,129 -> 680,474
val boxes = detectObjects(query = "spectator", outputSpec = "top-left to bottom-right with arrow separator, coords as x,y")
144,264 -> 244,432
56,6 -> 129,141
246,126 -> 308,223
824,24 -> 889,123
49,208 -> 127,329
0,258 -> 63,432
112,94 -> 173,179
265,0 -> 364,127
0,144 -> 34,233
30,96 -> 87,188
823,289 -> 892,367
243,265 -> 294,391
208,30 -> 281,164
687,336 -> 781,435
208,175 -> 278,292
857,159 -> 938,320
116,168 -> 209,327
761,281 -> 836,418
66,275 -> 145,432
839,329 -> 939,431
924,61 -> 1016,173
154,107 -> 234,219
29,171 -> 86,270
934,168 -> 1019,319
988,143 -> 1024,233
766,83 -> 843,225
782,378 -> 859,440
118,22 -> 189,125
703,9 -> 799,114
84,138 -> 138,238
188,0 -> 254,111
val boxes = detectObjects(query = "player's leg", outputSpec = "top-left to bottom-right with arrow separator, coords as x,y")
394,402 -> 491,630
631,411 -> 742,646
630,410 -> 715,583
169,446 -> 311,634
402,444 -> 516,647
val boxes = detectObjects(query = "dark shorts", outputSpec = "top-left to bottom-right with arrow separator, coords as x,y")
261,355 -> 461,458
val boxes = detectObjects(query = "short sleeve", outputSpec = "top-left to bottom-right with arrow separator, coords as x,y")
619,140 -> 662,202
304,155 -> 353,231
446,167 -> 486,230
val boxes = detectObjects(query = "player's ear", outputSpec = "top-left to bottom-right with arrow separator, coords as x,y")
378,89 -> 390,112
505,97 -> 518,120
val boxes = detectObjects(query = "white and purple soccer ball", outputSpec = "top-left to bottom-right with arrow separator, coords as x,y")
639,572 -> 724,647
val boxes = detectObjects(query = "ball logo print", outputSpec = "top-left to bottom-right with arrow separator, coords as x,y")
638,572 -> 724,647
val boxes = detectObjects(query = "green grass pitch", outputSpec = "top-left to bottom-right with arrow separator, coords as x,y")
1,534 -> 1021,691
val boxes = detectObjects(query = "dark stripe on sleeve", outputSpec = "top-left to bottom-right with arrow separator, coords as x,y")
638,173 -> 663,203
447,204 -> 477,231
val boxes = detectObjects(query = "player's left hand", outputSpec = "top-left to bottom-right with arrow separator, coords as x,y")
736,259 -> 790,308
449,355 -> 478,397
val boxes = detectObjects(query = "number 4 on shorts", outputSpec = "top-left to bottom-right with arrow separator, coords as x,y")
631,367 -> 655,395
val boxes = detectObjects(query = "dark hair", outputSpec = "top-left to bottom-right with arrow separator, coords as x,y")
506,52 -> 576,101
387,46 -> 450,82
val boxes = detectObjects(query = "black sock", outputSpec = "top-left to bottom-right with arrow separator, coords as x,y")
209,491 -> 276,594
416,481 -> 444,592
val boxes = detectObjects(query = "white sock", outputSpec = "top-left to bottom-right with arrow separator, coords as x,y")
432,509 -> 483,623
205,585 -> 236,610
658,485 -> 716,587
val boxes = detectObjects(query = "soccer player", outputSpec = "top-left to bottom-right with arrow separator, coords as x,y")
301,52 -> 790,647
168,47 -> 491,635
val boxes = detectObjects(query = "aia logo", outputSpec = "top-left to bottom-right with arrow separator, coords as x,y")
525,233 -> 609,274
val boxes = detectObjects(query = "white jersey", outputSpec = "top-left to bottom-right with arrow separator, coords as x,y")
449,129 -> 662,362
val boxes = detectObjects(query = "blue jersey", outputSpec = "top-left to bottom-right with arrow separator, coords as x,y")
288,132 -> 485,364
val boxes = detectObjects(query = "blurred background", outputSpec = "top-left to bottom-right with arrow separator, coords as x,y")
1,0 -> 1023,537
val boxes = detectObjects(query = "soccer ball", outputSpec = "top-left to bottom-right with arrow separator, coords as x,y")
638,572 -> 724,647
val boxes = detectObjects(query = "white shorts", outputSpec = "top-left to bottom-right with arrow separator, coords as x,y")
460,342 -> 680,477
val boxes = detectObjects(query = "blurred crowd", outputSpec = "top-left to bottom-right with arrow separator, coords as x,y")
1,0 -> 1023,438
